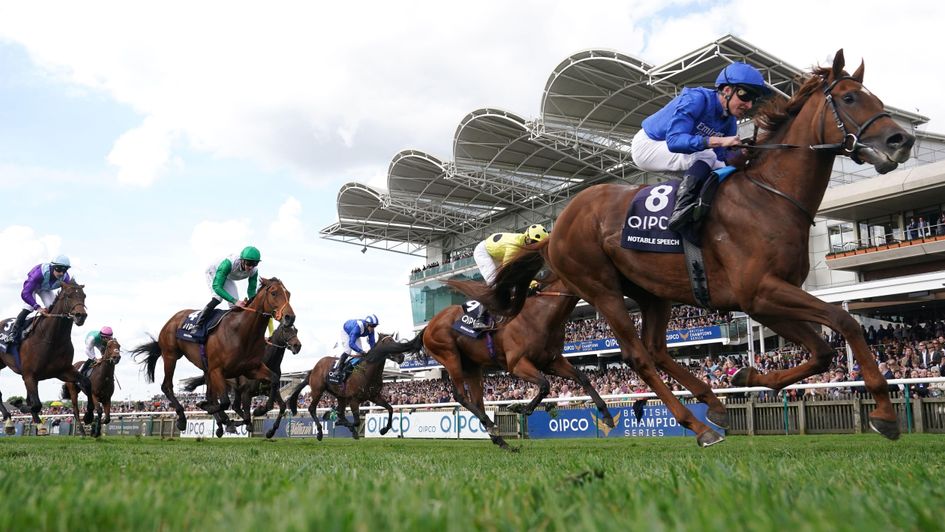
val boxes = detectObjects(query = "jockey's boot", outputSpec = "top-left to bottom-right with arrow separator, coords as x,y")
80,358 -> 94,377
330,353 -> 350,382
9,308 -> 30,346
472,309 -> 493,331
668,160 -> 712,231
193,298 -> 220,330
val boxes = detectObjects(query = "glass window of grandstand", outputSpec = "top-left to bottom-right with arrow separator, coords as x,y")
858,216 -> 897,248
828,222 -> 855,253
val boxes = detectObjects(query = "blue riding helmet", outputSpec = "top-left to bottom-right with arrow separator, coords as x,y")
715,62 -> 771,95
364,314 -> 379,327
51,255 -> 71,268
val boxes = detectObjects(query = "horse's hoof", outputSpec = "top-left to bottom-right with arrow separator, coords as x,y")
317,433 -> 323,442
265,429 -> 276,439
83,414 -> 93,425
706,408 -> 730,429
176,417 -> 187,431
602,415 -> 616,429
697,429 -> 725,448
216,426 -> 224,438
379,426 -> 390,436
869,417 -> 901,440
731,368 -> 753,387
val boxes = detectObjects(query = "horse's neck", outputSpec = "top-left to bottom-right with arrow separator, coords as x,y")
264,347 -> 285,371
750,101 -> 837,214
230,310 -> 270,342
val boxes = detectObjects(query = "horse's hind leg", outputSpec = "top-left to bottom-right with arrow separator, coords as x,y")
160,354 -> 188,431
639,298 -> 728,428
0,381 -> 12,421
545,356 -> 615,428
444,361 -> 509,449
23,375 -> 43,423
307,387 -> 325,441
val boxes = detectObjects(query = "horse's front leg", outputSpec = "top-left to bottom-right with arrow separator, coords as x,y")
372,395 -> 395,436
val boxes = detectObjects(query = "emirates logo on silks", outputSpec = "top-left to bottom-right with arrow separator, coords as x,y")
595,412 -> 621,436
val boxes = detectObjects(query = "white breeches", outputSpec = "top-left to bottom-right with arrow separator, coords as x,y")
473,240 -> 500,285
630,129 -> 725,174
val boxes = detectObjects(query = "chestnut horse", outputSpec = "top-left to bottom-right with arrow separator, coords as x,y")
411,276 -> 615,450
468,51 -> 914,446
181,322 -> 302,422
287,334 -> 417,441
133,277 -> 295,438
62,338 -> 122,437
0,280 -> 90,424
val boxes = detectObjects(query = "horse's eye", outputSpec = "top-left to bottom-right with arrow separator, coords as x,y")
842,93 -> 855,104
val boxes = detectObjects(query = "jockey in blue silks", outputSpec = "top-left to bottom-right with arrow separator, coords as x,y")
630,62 -> 771,230
329,314 -> 379,381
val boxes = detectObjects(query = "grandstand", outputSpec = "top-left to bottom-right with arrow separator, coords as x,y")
316,34 -> 945,385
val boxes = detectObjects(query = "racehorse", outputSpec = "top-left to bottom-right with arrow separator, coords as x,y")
180,322 -> 302,428
133,277 -> 295,438
466,51 -> 914,446
0,280 -> 90,424
62,338 -> 121,437
410,275 -> 615,451
287,333 -> 418,441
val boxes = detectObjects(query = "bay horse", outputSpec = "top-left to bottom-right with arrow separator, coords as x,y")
467,50 -> 914,446
62,338 -> 121,437
0,280 -> 90,424
409,275 -> 615,451
180,322 -> 302,426
132,277 -> 295,438
287,333 -> 418,441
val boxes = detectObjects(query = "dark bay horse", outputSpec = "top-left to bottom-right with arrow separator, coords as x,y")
471,51 -> 914,447
181,322 -> 302,423
133,277 -> 295,438
0,280 -> 90,423
287,334 -> 417,441
62,338 -> 121,437
413,276 -> 615,450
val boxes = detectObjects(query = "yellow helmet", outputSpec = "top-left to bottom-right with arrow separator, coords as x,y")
524,224 -> 549,242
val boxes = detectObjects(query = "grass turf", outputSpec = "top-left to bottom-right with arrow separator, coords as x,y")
1,434 -> 943,531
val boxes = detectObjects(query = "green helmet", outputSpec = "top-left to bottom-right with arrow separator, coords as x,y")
240,246 -> 261,262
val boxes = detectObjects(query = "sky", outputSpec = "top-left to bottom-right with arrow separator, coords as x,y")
1,0 -> 942,402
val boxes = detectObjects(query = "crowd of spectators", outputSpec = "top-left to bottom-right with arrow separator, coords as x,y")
565,306 -> 731,342
410,249 -> 474,275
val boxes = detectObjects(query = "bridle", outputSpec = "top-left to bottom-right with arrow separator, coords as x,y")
242,282 -> 291,321
742,74 -> 891,227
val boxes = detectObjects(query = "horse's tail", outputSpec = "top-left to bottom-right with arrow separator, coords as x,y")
401,328 -> 425,354
445,240 -> 548,318
287,371 -> 311,416
130,336 -> 162,384
181,375 -> 206,393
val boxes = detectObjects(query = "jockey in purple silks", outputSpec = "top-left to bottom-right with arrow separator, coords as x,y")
8,255 -> 73,346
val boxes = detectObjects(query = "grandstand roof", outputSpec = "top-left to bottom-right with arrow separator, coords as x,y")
321,34 -> 932,256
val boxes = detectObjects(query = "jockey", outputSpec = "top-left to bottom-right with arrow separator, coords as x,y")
329,314 -> 379,381
630,62 -> 770,230
8,255 -> 72,346
473,224 -> 549,285
193,246 -> 261,330
470,225 -> 548,331
81,326 -> 114,375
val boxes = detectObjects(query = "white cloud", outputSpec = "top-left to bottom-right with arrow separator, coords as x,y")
0,226 -> 62,286
268,197 -> 305,242
190,219 -> 254,265
106,117 -> 176,186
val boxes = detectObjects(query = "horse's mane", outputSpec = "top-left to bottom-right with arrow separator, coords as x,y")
751,66 -> 834,146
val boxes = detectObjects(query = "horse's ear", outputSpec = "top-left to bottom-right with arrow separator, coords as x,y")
851,59 -> 864,83
831,49 -> 846,80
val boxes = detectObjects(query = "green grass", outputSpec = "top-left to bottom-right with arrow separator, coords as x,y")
1,434 -> 943,531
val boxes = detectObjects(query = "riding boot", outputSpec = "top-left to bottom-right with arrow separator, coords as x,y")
332,353 -> 350,381
80,358 -> 94,377
193,298 -> 220,330
472,308 -> 493,331
9,308 -> 30,345
668,160 -> 713,231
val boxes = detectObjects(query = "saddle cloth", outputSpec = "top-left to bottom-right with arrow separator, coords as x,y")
175,309 -> 229,344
